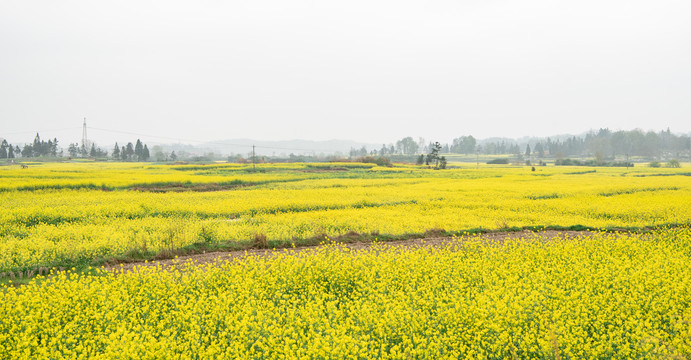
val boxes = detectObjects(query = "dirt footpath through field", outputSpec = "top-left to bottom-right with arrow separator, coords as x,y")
105,230 -> 594,273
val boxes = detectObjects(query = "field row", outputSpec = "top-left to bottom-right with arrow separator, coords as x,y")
2,229 -> 690,359
1,162 -> 690,273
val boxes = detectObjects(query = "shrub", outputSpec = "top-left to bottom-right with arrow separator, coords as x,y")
667,159 -> 681,168
357,156 -> 392,167
555,158 -> 632,167
252,233 -> 268,248
487,158 -> 509,165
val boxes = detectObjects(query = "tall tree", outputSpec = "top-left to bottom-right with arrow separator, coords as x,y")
396,137 -> 419,155
426,142 -> 442,169
51,138 -> 58,156
125,143 -> 134,161
33,133 -> 42,156
112,143 -> 120,160
68,143 -> 79,158
134,139 -> 144,161
451,136 -> 476,154
22,144 -> 33,158
534,143 -> 544,158
0,139 -> 8,159
142,145 -> 150,161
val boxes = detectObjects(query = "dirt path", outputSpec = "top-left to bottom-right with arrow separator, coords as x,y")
105,230 -> 594,273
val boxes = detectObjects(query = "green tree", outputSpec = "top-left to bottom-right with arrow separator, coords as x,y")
112,143 -> 120,160
23,144 -> 33,158
125,143 -> 135,161
426,142 -> 442,169
667,159 -> 681,168
90,143 -> 97,157
135,139 -> 144,161
439,156 -> 447,169
396,137 -> 419,155
33,133 -> 42,156
142,145 -> 150,161
451,136 -> 476,154
379,144 -> 388,156
534,142 -> 544,158
0,140 -> 8,159
68,143 -> 79,158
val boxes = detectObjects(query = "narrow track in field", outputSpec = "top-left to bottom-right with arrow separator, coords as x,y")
105,230 -> 595,273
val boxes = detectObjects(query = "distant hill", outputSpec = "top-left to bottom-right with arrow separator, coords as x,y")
160,139 -> 381,157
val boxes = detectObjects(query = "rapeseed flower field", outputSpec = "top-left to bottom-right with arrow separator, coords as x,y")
1,230 -> 690,359
0,162 -> 689,273
1,161 -> 690,358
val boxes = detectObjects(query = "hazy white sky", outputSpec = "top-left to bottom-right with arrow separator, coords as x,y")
1,0 -> 690,146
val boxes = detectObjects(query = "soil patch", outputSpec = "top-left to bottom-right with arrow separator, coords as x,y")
105,230 -> 594,273
300,168 -> 348,173
129,182 -> 251,193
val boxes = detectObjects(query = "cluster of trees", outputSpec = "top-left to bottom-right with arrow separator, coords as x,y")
350,137 -> 423,157
0,140 -> 19,159
416,142 -> 447,169
67,142 -> 107,158
482,129 -> 690,159
0,133 -> 59,159
112,140 -> 150,161
4,127 -> 690,163
66,139 -> 151,161
352,136 -> 516,158
0,132 -> 154,161
350,129 -> 690,161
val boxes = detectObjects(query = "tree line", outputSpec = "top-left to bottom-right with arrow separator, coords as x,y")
351,128 -> 690,160
110,140 -> 150,161
0,133 -> 152,161
0,133 -> 59,159
3,128 -> 690,162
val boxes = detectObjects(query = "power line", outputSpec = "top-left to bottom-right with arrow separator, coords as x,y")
4,125 -> 353,154
88,126 -> 341,153
1,127 -> 81,136
88,127 -> 199,143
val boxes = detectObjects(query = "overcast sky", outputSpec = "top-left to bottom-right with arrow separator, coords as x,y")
1,0 -> 690,146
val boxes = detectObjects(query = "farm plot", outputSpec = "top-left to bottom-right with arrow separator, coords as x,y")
0,162 -> 689,274
1,229 -> 690,359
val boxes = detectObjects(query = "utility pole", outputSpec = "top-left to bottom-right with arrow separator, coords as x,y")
81,117 -> 88,151
252,145 -> 256,171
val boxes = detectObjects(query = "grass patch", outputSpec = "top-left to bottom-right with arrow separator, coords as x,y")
632,172 -> 691,177
526,193 -> 562,200
564,170 -> 597,175
128,180 -> 249,192
598,187 -> 680,197
4,223 -> 689,284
